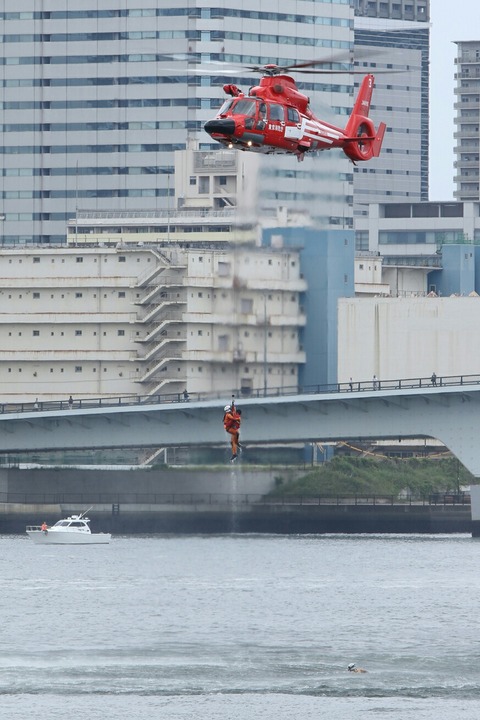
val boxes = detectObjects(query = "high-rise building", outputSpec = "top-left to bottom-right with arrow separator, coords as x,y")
454,40 -> 480,202
0,2 -> 358,244
353,0 -> 430,212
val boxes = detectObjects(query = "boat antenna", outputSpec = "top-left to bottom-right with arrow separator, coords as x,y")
79,506 -> 93,519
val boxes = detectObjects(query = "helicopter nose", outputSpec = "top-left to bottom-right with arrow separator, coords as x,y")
204,118 -> 236,136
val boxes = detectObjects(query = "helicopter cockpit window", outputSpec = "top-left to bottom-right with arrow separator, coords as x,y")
269,104 -> 285,122
231,99 -> 257,117
287,107 -> 300,123
218,99 -> 234,116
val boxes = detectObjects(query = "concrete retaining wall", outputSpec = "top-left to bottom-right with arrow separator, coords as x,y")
0,466 -> 291,501
2,501 -> 472,535
0,467 -> 473,535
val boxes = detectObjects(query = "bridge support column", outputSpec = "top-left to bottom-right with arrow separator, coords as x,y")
470,485 -> 480,537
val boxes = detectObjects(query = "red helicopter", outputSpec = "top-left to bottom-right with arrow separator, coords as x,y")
204,62 -> 386,163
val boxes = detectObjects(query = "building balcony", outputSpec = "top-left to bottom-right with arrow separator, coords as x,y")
182,349 -> 306,364
454,189 -> 480,200
454,159 -> 480,168
381,255 -> 442,269
454,99 -> 480,110
243,278 -> 308,292
454,86 -> 480,96
256,313 -> 307,327
454,130 -> 480,140
454,173 -> 480,184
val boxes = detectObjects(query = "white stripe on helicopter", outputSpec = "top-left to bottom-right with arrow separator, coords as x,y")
305,121 -> 344,140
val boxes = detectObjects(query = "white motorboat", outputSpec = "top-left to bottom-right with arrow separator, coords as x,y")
26,510 -> 111,545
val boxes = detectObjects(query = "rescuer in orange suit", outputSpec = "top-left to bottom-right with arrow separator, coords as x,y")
223,403 -> 242,462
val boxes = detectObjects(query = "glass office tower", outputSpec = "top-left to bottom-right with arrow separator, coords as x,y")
0,2 -> 357,243
353,0 -> 430,212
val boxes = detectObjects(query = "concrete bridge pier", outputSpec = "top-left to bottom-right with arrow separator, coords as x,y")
470,487 -> 480,537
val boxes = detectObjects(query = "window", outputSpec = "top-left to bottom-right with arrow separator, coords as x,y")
287,107 -> 299,123
75,366 -> 82,373
241,298 -> 253,314
199,176 -> 209,193
218,335 -> 229,351
76,257 -> 83,263
33,257 -> 40,263
118,291 -> 126,298
118,329 -> 125,336
33,292 -> 40,299
269,104 -> 284,122
118,256 -> 126,262
33,330 -> 39,336
75,292 -> 83,298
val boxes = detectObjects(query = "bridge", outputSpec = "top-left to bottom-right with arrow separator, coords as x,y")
2,373 -> 480,477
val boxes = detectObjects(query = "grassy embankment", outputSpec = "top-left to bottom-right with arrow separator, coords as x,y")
271,456 -> 474,498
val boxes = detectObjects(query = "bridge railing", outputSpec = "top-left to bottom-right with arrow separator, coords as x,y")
2,372 -> 480,415
2,492 -> 471,507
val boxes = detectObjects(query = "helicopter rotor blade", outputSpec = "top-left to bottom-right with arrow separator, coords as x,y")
157,51 -> 404,78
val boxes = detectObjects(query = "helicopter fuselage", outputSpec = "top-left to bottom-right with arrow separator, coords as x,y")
204,72 -> 386,163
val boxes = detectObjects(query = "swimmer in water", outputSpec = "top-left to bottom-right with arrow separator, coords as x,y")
347,663 -> 367,673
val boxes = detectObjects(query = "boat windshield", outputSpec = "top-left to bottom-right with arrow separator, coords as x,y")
54,520 -> 71,527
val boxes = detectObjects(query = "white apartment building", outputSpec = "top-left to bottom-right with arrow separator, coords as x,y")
0,243 -> 306,404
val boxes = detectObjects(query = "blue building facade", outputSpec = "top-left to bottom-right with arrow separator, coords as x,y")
428,245 -> 477,296
262,227 -> 355,388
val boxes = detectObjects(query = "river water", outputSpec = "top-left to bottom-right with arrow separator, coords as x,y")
1,533 -> 480,719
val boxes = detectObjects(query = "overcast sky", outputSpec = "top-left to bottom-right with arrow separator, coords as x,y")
429,0 -> 479,201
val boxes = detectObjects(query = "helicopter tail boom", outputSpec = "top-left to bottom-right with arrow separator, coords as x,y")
343,74 -> 385,162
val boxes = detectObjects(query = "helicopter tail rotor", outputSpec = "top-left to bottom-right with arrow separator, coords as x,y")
342,74 -> 386,162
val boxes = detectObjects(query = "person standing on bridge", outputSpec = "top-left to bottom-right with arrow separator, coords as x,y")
431,372 -> 437,386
